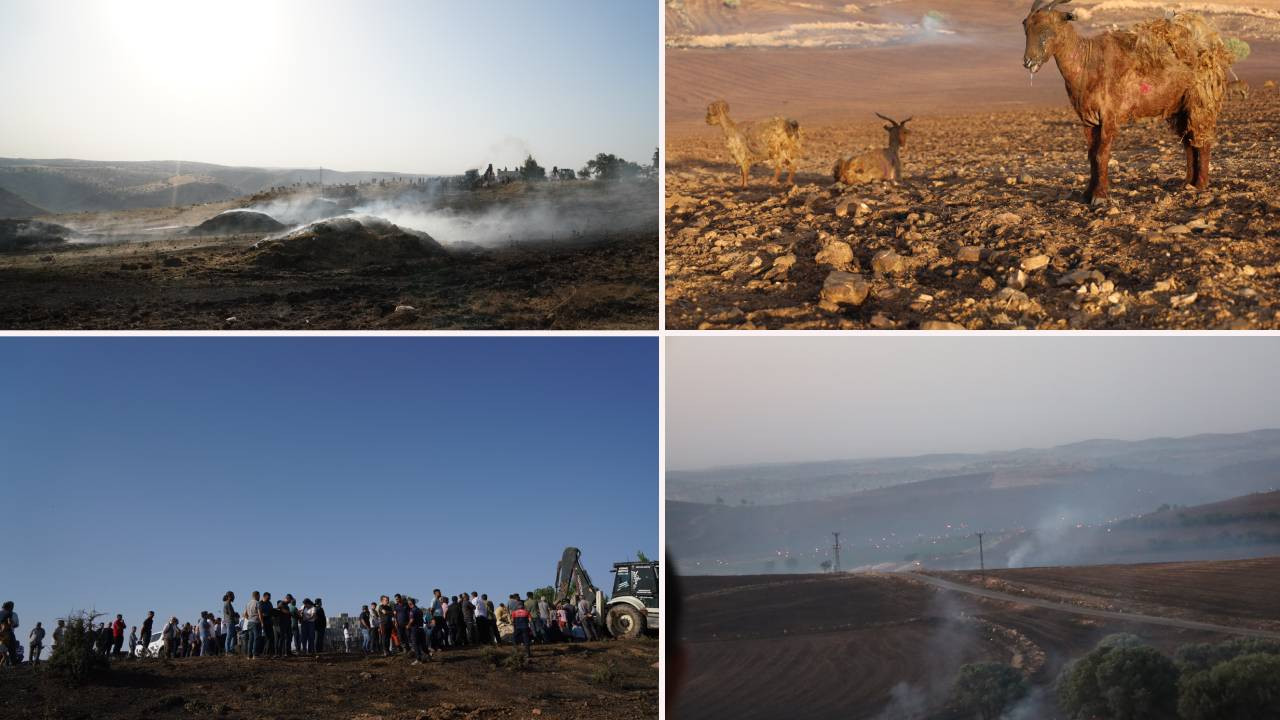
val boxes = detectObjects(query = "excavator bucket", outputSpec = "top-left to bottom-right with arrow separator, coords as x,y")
554,547 -> 596,603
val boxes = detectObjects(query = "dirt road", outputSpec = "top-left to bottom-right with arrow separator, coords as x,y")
908,571 -> 1280,639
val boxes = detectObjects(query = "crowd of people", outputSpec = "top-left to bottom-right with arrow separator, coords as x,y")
0,591 -> 605,667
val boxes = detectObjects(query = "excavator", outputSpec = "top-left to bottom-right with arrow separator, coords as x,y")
553,547 -> 658,639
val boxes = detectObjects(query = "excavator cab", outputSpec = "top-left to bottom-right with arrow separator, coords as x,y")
553,547 -> 659,639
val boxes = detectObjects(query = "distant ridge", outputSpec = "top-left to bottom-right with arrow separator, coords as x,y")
0,187 -> 46,218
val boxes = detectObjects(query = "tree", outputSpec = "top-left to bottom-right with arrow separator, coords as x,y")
951,662 -> 1028,720
636,551 -> 650,563
819,559 -> 832,572
521,155 -> 546,182
1224,37 -> 1251,63
586,153 -> 621,180
1178,653 -> 1280,720
47,612 -> 110,684
578,166 -> 592,180
1059,640 -> 1179,720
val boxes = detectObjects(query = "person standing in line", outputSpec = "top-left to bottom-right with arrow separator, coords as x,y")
275,601 -> 292,658
221,592 -> 237,655
197,612 -> 212,656
359,605 -> 372,654
484,595 -> 498,644
511,601 -> 532,659
462,593 -> 476,645
393,595 -> 409,656
52,619 -> 66,654
314,598 -> 327,654
27,622 -> 46,664
212,618 -> 223,656
378,597 -> 394,657
285,595 -> 299,654
445,596 -> 464,648
577,595 -> 599,641
342,622 -> 351,653
243,591 -> 261,660
0,616 -> 15,667
139,612 -> 155,658
161,617 -> 178,658
128,625 -> 139,658
406,597 -> 430,664
110,614 -> 126,657
472,592 -> 488,643
258,592 -> 274,656
495,601 -> 513,643
298,599 -> 315,655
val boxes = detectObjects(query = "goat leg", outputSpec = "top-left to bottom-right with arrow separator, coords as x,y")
1083,125 -> 1102,203
1194,144 -> 1211,190
1088,123 -> 1115,204
740,164 -> 749,189
1183,138 -> 1196,187
772,163 -> 782,184
786,160 -> 796,186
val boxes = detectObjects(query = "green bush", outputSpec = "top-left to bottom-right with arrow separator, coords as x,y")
589,661 -> 621,687
951,662 -> 1028,720
1176,638 -> 1280,674
1178,653 -> 1280,720
1224,38 -> 1251,63
46,615 -> 109,683
1059,638 -> 1179,720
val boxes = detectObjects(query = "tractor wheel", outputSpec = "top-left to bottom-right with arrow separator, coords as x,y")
606,604 -> 645,639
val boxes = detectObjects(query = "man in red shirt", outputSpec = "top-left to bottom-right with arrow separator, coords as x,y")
511,601 -> 532,659
111,614 -> 126,657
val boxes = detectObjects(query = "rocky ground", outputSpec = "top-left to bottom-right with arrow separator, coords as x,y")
666,90 -> 1280,329
0,640 -> 658,720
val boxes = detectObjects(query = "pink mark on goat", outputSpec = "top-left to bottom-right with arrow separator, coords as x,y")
1140,82 -> 1152,94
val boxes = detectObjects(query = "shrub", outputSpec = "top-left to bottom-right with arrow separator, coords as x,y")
589,661 -> 621,687
1176,638 -> 1280,674
47,615 -> 110,683
480,645 -> 503,668
1178,653 -> 1280,720
502,650 -> 530,672
1059,638 -> 1179,720
1224,38 -> 1251,63
951,662 -> 1028,720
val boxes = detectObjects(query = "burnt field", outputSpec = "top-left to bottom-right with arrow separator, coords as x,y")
673,560 -> 1278,719
0,181 -> 658,330
0,640 -> 658,720
666,91 -> 1280,329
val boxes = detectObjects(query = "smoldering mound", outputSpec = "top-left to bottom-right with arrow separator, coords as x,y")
0,219 -> 75,251
243,215 -> 446,271
189,209 -> 287,235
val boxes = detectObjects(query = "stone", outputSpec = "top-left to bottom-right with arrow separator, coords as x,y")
815,240 -> 854,268
1020,254 -> 1050,272
1006,269 -> 1028,290
1170,292 -> 1198,308
820,271 -> 870,307
995,287 -> 1031,311
869,312 -> 896,329
993,212 -> 1022,226
394,305 -> 417,313
871,250 -> 905,275
921,320 -> 966,330
957,246 -> 982,263
1057,268 -> 1105,287
762,253 -> 796,280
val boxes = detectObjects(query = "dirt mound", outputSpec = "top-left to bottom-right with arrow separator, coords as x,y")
0,218 -> 73,251
245,215 -> 445,270
189,209 -> 286,235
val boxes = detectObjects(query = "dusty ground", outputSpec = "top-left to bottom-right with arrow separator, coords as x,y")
673,558 -> 1277,719
667,93 -> 1280,329
0,640 -> 658,720
0,183 -> 658,330
665,0 -> 1280,329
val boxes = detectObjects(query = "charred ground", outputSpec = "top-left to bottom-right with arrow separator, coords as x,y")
0,640 -> 658,720
666,91 -> 1280,329
0,181 -> 658,330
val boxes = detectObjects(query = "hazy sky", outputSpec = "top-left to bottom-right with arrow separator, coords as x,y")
0,0 -> 657,173
4,337 -> 657,634
668,336 -> 1280,471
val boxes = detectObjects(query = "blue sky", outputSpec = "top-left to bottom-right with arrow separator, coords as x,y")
3,337 -> 657,631
0,0 -> 658,173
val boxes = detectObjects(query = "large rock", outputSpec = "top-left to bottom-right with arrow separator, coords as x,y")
871,250 -> 905,275
815,240 -> 854,268
820,271 -> 870,307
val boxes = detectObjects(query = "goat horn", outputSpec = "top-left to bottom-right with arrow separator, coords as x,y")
875,112 -> 898,125
900,116 -> 914,126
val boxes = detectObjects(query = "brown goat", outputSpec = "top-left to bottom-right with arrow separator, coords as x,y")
705,100 -> 801,188
833,113 -> 912,184
1022,0 -> 1234,203
1227,79 -> 1250,99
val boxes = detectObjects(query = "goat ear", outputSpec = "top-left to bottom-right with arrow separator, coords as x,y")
1062,10 -> 1076,20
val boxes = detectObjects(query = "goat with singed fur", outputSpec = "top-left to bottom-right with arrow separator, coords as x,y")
705,99 -> 801,188
1022,0 -> 1234,203
832,113 -> 912,184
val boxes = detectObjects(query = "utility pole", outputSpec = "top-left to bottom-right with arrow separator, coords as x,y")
977,532 -> 985,581
832,532 -> 841,573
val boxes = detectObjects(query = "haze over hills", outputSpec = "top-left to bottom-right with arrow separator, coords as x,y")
666,429 -> 1280,572
0,158 -> 435,215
